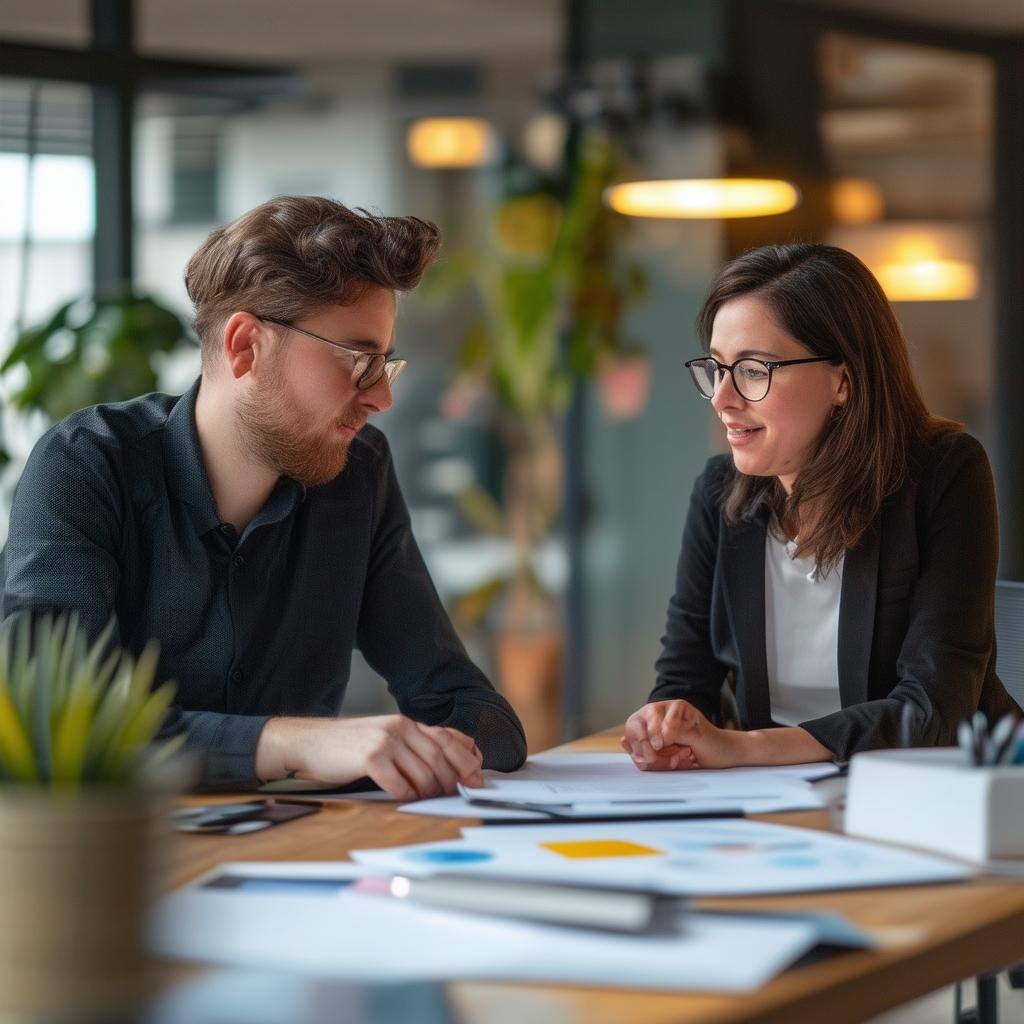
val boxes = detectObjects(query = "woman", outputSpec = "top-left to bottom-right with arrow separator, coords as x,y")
623,242 -> 1015,772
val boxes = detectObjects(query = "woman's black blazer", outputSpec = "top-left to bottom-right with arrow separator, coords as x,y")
649,430 -> 1016,760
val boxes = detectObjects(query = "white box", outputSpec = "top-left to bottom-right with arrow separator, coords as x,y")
845,747 -> 1024,863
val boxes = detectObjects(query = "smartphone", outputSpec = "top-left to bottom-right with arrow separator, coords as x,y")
176,799 -> 321,834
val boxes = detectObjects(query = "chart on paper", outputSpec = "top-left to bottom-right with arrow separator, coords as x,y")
352,818 -> 972,896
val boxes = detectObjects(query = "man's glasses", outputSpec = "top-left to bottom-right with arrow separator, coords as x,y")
258,317 -> 406,391
684,355 -> 838,402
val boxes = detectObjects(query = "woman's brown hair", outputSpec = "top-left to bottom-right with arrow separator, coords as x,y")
696,242 -> 958,572
185,195 -> 441,366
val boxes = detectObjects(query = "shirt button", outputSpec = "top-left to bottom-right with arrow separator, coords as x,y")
231,669 -> 243,683
232,554 -> 245,568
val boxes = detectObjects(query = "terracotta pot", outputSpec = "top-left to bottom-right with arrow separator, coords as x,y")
0,789 -> 170,1022
597,352 -> 651,420
496,626 -> 563,753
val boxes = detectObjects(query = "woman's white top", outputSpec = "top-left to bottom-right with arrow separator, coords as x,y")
764,531 -> 844,727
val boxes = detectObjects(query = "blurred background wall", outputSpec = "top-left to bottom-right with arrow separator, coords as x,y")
1,0 -> 1022,748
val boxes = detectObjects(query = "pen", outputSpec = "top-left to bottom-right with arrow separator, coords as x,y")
899,702 -> 914,749
1009,721 -> 1024,765
957,721 -> 977,766
972,711 -> 988,766
461,795 -> 747,824
988,714 -> 1018,766
360,874 -> 665,932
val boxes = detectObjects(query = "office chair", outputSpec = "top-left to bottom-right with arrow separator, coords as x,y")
996,581 -> 1024,992
955,580 -> 1024,1024
995,579 -> 1024,712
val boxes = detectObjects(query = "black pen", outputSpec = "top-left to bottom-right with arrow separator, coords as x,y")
988,714 -> 1018,766
972,711 -> 988,766
899,702 -> 914,749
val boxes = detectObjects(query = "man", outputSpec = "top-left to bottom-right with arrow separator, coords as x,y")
0,195 -> 526,796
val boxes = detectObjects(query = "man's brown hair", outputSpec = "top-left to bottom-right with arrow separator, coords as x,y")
696,242 -> 958,573
185,195 -> 441,364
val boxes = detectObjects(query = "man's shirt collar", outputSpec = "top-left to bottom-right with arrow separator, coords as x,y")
163,378 -> 221,535
163,377 -> 303,536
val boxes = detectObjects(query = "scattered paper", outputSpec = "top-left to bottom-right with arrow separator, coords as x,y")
351,817 -> 972,896
459,752 -> 834,803
152,861 -> 827,992
403,787 -> 825,821
400,796 -> 542,821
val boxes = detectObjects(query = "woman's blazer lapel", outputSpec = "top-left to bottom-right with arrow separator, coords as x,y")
720,513 -> 773,728
837,522 -> 881,708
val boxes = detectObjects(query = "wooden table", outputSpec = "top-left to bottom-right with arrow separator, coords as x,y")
167,732 -> 1024,1024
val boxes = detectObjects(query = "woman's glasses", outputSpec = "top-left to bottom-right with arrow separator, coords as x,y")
684,355 -> 837,402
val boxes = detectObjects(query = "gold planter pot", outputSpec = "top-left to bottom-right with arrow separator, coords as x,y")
0,789 -> 170,1022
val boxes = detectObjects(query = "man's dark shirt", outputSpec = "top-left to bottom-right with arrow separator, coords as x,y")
0,380 -> 527,782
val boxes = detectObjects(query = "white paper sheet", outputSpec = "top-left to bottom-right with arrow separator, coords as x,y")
351,817 -> 971,896
399,796 -> 542,820
457,753 -> 836,808
401,785 -> 825,821
397,753 -> 833,818
152,861 -> 822,993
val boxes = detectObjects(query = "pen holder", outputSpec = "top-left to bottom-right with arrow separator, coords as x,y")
845,748 -> 1024,863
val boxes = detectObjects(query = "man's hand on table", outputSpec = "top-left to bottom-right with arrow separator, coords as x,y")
255,714 -> 484,800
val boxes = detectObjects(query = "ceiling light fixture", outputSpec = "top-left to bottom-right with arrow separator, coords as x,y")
830,223 -> 979,302
604,177 -> 800,219
406,117 -> 495,169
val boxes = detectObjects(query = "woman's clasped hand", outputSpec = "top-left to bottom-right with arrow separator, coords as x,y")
621,699 -> 739,770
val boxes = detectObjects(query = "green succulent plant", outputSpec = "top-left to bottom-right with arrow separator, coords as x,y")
0,613 -> 182,788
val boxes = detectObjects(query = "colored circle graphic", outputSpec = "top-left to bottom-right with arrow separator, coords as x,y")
402,848 -> 495,865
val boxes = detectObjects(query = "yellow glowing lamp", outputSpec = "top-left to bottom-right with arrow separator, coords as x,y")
604,178 -> 799,219
406,118 -> 494,169
872,233 -> 979,301
831,177 -> 885,225
829,223 -> 981,303
875,259 -> 978,301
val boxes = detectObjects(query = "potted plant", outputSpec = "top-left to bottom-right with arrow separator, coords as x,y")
433,132 -> 649,751
1,289 -> 191,425
0,612 -> 184,1021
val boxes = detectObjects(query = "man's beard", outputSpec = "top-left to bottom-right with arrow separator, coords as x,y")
236,374 -> 360,488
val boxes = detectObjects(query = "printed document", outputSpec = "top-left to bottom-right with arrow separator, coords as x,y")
351,817 -> 971,896
153,861 -> 831,992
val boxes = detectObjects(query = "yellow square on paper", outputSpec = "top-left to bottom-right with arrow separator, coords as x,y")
541,839 -> 663,859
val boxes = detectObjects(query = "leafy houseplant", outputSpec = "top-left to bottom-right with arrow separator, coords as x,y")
0,290 -> 192,470
433,132 -> 649,751
2,290 -> 190,423
0,613 -> 183,1021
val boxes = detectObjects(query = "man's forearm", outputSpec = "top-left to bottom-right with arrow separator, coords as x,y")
254,717 -> 323,781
